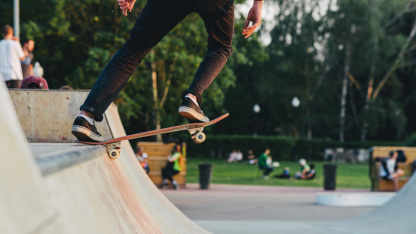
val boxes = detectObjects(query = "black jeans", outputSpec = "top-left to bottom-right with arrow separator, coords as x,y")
81,0 -> 234,121
260,166 -> 274,176
162,167 -> 180,182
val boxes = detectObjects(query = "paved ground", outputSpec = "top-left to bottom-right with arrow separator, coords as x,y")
161,184 -> 376,222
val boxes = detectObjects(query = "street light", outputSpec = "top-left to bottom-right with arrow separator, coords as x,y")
291,97 -> 300,108
14,0 -> 19,39
253,104 -> 260,113
253,104 -> 260,136
291,97 -> 300,139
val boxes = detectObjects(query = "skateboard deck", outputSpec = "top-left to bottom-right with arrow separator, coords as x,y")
75,113 -> 229,159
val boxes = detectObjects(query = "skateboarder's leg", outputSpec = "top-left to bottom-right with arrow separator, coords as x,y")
179,2 -> 234,122
80,1 -> 192,122
73,1 -> 192,141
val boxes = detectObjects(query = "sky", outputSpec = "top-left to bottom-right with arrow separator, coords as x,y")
236,0 -> 338,45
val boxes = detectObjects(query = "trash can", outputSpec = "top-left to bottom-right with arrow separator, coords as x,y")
199,163 -> 213,189
323,164 -> 337,190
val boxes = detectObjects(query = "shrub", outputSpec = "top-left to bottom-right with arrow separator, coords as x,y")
185,134 -> 403,162
293,138 -> 403,161
187,135 -> 295,161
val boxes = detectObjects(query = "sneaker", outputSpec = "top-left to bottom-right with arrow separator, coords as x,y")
173,183 -> 179,190
71,116 -> 104,142
161,183 -> 168,189
178,97 -> 209,123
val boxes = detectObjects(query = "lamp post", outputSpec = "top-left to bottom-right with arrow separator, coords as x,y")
14,0 -> 19,39
291,97 -> 300,138
253,104 -> 260,136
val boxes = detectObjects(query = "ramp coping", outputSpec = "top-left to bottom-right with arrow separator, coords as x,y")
30,143 -> 106,176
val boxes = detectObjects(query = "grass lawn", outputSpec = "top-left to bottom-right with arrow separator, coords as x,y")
186,158 -> 371,189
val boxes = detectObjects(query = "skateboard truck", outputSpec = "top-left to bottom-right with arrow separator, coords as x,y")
105,142 -> 121,159
188,127 -> 206,144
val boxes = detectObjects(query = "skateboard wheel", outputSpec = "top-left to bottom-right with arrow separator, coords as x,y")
109,149 -> 120,159
193,132 -> 206,144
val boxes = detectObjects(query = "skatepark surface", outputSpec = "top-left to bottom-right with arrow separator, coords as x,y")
162,184 -> 412,233
1,85 -> 416,233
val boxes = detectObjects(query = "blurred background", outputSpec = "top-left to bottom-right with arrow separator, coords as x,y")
3,0 -> 416,167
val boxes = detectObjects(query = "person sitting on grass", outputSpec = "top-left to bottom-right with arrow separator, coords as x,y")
274,167 -> 291,179
379,150 -> 405,191
294,158 -> 310,179
301,163 -> 316,180
258,148 -> 273,179
247,149 -> 257,165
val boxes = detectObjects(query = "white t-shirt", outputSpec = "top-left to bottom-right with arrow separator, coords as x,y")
379,159 -> 396,177
0,39 -> 24,81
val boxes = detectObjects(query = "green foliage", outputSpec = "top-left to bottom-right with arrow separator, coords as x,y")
294,138 -> 403,161
404,133 -> 416,146
2,0 -> 416,142
187,135 -> 295,160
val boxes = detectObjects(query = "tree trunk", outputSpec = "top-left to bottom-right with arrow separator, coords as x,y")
361,16 -> 416,140
372,16 -> 416,99
339,43 -> 350,142
151,62 -> 162,142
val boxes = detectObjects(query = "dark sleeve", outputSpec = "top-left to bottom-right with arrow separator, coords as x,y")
381,159 -> 390,177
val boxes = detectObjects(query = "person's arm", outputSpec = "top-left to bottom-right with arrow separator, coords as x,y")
29,54 -> 34,75
242,0 -> 263,39
117,0 -> 136,16
168,153 -> 180,162
302,171 -> 314,179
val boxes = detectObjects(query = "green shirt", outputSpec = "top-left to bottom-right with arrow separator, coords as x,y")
258,153 -> 268,168
301,164 -> 310,172
172,152 -> 181,171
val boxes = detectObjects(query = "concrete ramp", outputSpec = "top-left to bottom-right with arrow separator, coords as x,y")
2,88 -> 208,233
197,173 -> 416,234
336,174 -> 416,233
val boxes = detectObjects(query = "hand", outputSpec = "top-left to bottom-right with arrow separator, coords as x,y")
117,0 -> 136,16
242,1 -> 263,39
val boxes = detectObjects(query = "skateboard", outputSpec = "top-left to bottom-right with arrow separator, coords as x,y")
75,113 -> 229,159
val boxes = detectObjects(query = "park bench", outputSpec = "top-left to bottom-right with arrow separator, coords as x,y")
369,146 -> 416,191
137,142 -> 187,188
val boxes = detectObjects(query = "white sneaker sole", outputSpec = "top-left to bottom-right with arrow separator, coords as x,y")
71,125 -> 104,142
178,106 -> 209,122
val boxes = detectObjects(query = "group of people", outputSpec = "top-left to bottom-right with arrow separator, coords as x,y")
135,144 -> 183,190
227,148 -> 316,180
257,148 -> 316,180
227,150 -> 243,162
0,25 -> 43,89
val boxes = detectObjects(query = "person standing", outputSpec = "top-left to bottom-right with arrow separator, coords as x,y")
0,25 -> 26,88
21,39 -> 35,78
71,0 -> 264,142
